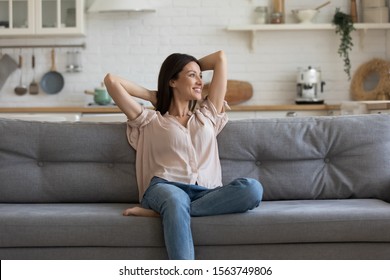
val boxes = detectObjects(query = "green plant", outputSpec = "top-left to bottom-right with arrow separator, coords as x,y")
332,8 -> 355,80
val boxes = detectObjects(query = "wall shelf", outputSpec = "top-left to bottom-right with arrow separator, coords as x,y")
226,23 -> 390,51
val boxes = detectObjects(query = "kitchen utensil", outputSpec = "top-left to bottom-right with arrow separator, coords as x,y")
66,50 -> 82,72
272,0 -> 285,22
40,49 -> 64,94
84,83 -> 112,105
14,54 -> 27,96
29,52 -> 39,95
0,53 -> 18,90
350,0 -> 358,23
295,66 -> 326,104
313,1 -> 331,11
202,80 -> 253,105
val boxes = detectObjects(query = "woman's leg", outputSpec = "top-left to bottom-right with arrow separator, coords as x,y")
190,178 -> 263,217
141,181 -> 194,260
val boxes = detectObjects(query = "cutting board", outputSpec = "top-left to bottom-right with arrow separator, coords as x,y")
202,80 -> 253,105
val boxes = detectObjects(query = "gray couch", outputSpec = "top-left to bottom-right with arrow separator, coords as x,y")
1,114 -> 390,260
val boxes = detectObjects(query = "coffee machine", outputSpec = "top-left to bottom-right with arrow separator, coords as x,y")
295,66 -> 326,104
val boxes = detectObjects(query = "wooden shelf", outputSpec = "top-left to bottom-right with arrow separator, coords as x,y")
227,23 -> 390,31
226,23 -> 390,50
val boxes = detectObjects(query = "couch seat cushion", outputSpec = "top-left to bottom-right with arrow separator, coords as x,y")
1,199 -> 390,248
193,199 -> 390,245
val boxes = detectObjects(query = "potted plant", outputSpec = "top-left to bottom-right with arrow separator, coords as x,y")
332,8 -> 355,80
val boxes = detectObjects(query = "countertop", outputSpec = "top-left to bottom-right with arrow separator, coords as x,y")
0,104 -> 340,113
0,102 -> 389,113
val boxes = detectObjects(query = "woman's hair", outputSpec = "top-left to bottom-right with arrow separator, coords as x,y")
156,53 -> 200,115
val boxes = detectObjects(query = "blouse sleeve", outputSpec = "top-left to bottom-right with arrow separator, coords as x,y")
199,99 -> 230,135
126,108 -> 156,150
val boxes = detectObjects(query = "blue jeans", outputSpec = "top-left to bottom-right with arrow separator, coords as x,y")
140,176 -> 263,260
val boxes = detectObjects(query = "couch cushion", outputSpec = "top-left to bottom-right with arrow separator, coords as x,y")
1,199 -> 390,248
218,115 -> 390,201
0,203 -> 163,248
193,199 -> 390,245
0,119 -> 138,203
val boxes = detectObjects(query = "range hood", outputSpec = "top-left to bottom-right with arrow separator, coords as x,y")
88,0 -> 156,13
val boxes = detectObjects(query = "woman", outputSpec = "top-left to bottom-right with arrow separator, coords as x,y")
104,50 -> 263,260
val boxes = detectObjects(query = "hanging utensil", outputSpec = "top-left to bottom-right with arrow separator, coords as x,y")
0,51 -> 18,90
40,48 -> 64,94
314,1 -> 331,11
14,53 -> 27,96
29,50 -> 39,95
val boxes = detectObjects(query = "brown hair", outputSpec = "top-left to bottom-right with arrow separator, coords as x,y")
156,53 -> 200,115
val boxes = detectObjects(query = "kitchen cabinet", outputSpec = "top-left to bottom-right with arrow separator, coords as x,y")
80,113 -> 127,122
0,0 -> 34,35
0,0 -> 84,37
3,102 -> 388,122
228,110 -> 335,120
228,105 -> 338,120
0,113 -> 80,121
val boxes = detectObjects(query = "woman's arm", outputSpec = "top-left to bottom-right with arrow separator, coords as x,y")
198,50 -> 227,113
104,73 -> 157,120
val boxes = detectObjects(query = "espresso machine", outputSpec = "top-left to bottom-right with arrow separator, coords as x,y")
295,66 -> 326,104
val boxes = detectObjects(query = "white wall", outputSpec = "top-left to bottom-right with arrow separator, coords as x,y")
0,0 -> 388,106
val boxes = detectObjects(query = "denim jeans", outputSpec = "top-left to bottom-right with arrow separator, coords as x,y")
140,176 -> 263,260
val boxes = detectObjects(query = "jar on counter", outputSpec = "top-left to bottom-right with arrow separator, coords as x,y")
254,6 -> 268,24
271,12 -> 283,24
272,0 -> 285,23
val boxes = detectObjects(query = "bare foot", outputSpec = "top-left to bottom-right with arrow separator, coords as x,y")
123,206 -> 160,217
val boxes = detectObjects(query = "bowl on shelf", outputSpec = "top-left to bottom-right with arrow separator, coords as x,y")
292,9 -> 319,23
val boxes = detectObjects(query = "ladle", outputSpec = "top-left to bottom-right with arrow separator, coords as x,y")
314,1 -> 331,11
14,54 -> 27,96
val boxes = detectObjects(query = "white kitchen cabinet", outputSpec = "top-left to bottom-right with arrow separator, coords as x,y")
228,110 -> 335,120
0,113 -> 81,121
35,0 -> 84,35
0,0 -> 84,36
0,0 -> 35,35
80,113 -> 128,122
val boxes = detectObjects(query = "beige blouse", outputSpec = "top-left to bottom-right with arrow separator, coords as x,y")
126,99 -> 228,201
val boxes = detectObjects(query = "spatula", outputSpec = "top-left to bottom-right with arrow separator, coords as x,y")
29,53 -> 39,95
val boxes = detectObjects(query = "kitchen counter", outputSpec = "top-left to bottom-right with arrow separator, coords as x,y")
0,104 -> 341,113
0,102 -> 389,114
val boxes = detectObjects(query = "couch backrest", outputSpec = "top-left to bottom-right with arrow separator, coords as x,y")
0,119 -> 138,203
1,114 -> 390,203
218,114 -> 390,202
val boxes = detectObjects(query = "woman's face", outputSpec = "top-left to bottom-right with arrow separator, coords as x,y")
170,61 -> 203,101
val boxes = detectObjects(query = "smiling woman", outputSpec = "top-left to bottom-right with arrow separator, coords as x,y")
104,50 -> 263,260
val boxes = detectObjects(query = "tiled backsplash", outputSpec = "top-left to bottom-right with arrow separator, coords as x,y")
0,0 -> 388,106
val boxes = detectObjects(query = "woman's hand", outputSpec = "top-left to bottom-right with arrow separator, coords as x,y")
104,74 -> 155,120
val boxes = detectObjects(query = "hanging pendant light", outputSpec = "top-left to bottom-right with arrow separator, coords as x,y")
88,0 -> 156,13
